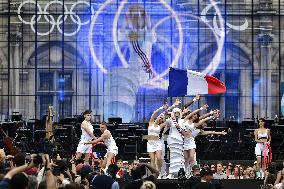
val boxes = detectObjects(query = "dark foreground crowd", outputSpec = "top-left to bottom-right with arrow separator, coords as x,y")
0,149 -> 283,189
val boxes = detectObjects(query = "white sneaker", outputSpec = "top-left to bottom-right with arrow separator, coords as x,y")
256,171 -> 261,179
166,173 -> 174,179
186,172 -> 192,179
103,167 -> 108,175
157,174 -> 162,179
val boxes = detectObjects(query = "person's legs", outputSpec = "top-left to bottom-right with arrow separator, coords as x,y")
105,152 -> 115,168
102,157 -> 107,169
184,150 -> 189,173
189,149 -> 196,174
155,150 -> 163,173
83,153 -> 91,164
189,149 -> 196,166
149,152 -> 156,169
255,143 -> 262,177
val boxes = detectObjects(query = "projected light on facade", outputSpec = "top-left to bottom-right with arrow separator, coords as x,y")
87,0 -> 228,122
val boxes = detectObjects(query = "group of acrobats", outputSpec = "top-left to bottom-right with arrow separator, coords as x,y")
75,95 -> 271,179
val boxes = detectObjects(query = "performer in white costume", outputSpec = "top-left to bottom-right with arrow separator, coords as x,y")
182,109 -> 226,176
254,118 -> 271,178
147,103 -> 168,176
165,107 -> 185,179
147,99 -> 181,178
76,110 -> 97,164
105,5 -> 157,122
86,122 -> 118,171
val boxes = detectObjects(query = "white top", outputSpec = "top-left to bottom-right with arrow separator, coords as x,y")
257,129 -> 268,140
191,127 -> 201,138
182,121 -> 194,131
182,121 -> 200,138
148,124 -> 160,137
80,120 -> 93,142
103,130 -> 117,149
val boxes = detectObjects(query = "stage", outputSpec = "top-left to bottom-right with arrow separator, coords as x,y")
118,179 -> 264,189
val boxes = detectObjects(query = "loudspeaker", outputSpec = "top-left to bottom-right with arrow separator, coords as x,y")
226,121 -> 238,129
242,120 -> 255,128
108,117 -> 122,124
11,114 -> 22,121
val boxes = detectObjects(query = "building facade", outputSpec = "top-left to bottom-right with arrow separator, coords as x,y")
0,0 -> 284,122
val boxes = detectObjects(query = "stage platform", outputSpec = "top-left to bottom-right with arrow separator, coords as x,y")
119,179 -> 264,189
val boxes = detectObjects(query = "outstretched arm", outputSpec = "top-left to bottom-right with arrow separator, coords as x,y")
183,94 -> 200,109
4,155 -> 37,179
44,154 -> 57,189
199,130 -> 227,135
149,103 -> 168,125
184,104 -> 208,121
195,115 -> 215,128
154,99 -> 180,121
199,109 -> 218,120
166,99 -> 181,112
85,131 -> 110,144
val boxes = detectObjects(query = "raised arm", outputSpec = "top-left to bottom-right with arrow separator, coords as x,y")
184,104 -> 208,121
183,94 -> 200,109
149,103 -> 168,125
166,99 -> 181,112
195,115 -> 216,128
200,109 -> 216,120
4,164 -> 32,179
162,119 -> 171,133
82,122 -> 96,140
44,154 -> 57,189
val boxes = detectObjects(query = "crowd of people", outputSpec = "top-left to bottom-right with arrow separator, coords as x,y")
0,96 -> 280,189
0,150 -> 284,189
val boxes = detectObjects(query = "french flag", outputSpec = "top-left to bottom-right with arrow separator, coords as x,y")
168,68 -> 226,97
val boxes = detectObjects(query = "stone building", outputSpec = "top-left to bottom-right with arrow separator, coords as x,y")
0,0 -> 283,122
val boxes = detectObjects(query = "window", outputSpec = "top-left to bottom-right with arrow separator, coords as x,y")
39,72 -> 73,119
58,73 -> 72,90
58,96 -> 72,119
39,73 -> 54,91
39,96 -> 53,119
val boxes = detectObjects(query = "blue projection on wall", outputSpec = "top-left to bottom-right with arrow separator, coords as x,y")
85,0 -> 228,122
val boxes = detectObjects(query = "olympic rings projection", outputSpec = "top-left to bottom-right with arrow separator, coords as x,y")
17,0 -> 94,36
18,0 -> 226,88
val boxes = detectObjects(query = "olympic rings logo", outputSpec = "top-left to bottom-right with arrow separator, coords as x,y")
17,0 -> 94,36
